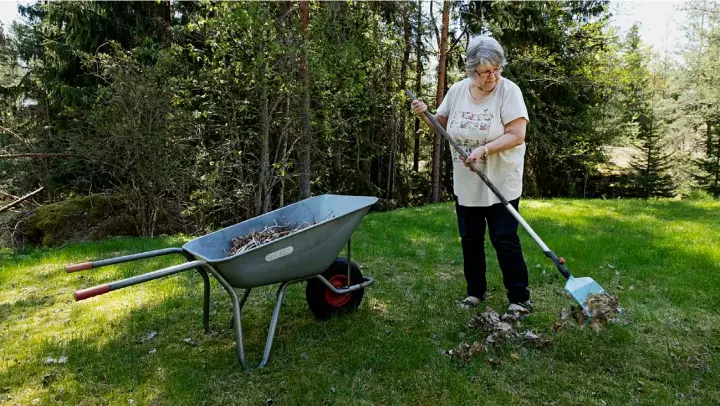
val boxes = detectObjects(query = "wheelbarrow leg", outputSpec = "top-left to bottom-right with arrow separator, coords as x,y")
229,288 -> 252,329
239,288 -> 252,309
180,251 -> 211,334
198,269 -> 211,334
201,265 -> 247,368
224,283 -> 288,368
259,281 -> 291,368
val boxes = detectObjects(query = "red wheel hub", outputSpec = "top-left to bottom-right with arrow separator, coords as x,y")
325,275 -> 351,307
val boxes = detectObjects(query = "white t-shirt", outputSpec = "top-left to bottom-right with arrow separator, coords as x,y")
436,77 -> 529,207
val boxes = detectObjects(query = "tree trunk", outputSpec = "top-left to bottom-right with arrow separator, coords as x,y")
276,2 -> 292,208
441,46 -> 452,197
387,107 -> 396,200
259,60 -> 271,214
714,123 -> 720,197
707,121 -> 713,157
160,1 -> 171,29
280,97 -> 290,207
431,0 -> 450,203
299,0 -> 312,199
413,0 -> 423,172
400,8 -> 411,157
385,57 -> 395,200
397,7 -> 411,203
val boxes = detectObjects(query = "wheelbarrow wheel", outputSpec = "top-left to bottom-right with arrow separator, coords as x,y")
306,258 -> 364,320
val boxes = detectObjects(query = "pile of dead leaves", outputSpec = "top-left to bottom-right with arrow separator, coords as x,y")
227,220 -> 309,257
444,306 -> 550,363
585,293 -> 620,328
553,293 -> 622,332
447,294 -> 624,362
570,293 -> 620,331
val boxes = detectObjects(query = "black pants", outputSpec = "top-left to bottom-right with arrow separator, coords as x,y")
454,196 -> 530,303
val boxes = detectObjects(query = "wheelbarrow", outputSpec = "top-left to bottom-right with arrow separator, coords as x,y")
66,194 -> 377,368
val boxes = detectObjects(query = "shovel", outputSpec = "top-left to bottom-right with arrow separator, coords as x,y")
406,89 -> 606,315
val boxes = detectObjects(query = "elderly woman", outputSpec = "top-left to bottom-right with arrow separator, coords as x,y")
411,35 -> 532,313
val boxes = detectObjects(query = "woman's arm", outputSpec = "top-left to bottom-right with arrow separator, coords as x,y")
429,114 -> 448,130
411,99 -> 448,130
485,117 -> 526,154
466,117 -> 526,164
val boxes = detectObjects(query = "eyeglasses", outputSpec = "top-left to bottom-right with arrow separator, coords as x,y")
474,67 -> 503,79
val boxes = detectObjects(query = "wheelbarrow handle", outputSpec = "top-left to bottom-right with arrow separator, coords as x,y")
405,89 -> 572,280
66,262 -> 93,273
74,260 -> 207,301
66,247 -> 187,273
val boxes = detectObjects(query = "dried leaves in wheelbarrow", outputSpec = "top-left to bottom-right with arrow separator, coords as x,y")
226,211 -> 336,257
227,221 -> 310,256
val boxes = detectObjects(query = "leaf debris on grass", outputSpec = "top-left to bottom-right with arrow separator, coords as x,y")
136,331 -> 157,344
445,307 -> 550,362
564,293 -> 621,331
43,355 -> 67,365
586,293 -> 620,329
445,341 -> 485,362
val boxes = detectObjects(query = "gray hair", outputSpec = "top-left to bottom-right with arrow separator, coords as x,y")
465,35 -> 506,77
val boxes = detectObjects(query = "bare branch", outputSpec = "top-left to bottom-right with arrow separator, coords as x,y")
0,153 -> 74,160
0,187 -> 44,214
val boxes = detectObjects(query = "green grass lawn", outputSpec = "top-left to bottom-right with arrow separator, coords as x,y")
1,199 -> 719,405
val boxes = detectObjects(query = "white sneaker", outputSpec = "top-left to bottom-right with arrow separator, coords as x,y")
507,300 -> 533,313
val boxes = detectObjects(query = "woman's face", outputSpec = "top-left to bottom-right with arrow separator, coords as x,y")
473,63 -> 503,91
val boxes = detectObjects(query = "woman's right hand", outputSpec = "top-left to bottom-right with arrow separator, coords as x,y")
410,99 -> 427,116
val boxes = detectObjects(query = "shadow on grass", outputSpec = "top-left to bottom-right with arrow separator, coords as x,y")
0,264 -> 414,404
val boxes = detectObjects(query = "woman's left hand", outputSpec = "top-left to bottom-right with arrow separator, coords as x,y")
465,145 -> 488,166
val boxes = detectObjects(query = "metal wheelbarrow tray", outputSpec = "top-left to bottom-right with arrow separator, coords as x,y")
66,194 -> 378,368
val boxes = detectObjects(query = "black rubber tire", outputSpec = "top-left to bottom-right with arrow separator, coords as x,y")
306,258 -> 365,320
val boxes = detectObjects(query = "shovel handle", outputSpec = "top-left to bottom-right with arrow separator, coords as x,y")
545,252 -> 571,279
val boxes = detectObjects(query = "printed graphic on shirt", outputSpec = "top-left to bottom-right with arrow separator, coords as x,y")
449,109 -> 494,163
454,111 -> 493,131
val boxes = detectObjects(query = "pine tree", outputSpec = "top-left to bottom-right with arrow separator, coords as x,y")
629,116 -> 676,198
682,1 -> 720,197
622,25 -> 676,198
693,115 -> 720,196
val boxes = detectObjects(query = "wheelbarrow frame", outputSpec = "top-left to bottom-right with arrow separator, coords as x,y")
67,195 -> 377,369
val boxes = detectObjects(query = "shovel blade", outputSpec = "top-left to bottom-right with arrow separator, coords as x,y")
564,276 -> 605,314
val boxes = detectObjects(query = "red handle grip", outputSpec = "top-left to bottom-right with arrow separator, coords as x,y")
66,262 -> 93,273
74,284 -> 110,301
